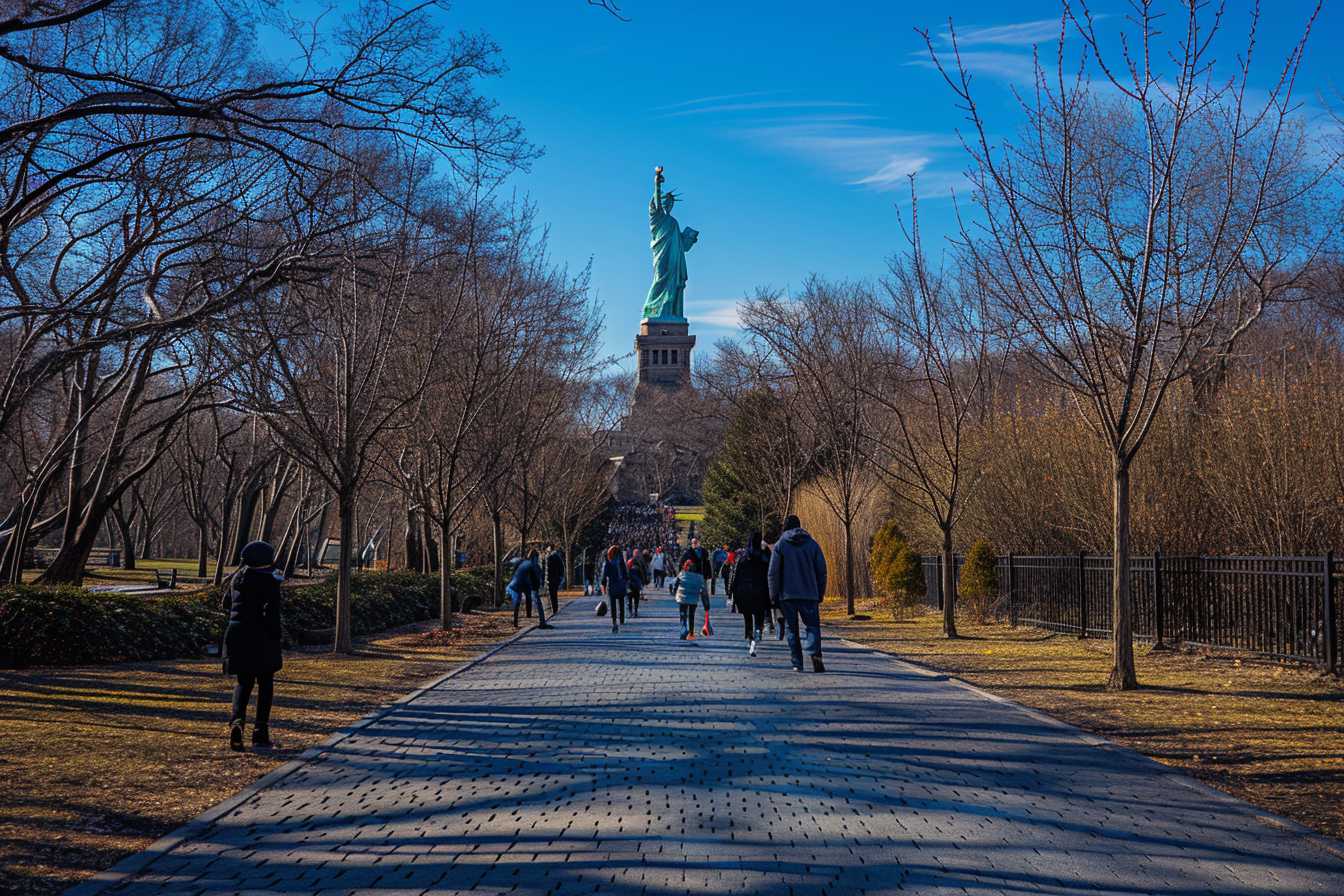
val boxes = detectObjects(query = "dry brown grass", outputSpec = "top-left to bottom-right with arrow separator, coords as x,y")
0,598 -> 570,896
824,597 -> 1344,842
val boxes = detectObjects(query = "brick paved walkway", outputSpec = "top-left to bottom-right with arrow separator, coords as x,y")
84,593 -> 1344,895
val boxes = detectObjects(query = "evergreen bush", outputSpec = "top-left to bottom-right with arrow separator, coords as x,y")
869,520 -> 925,619
0,570 -> 463,668
958,538 -> 999,623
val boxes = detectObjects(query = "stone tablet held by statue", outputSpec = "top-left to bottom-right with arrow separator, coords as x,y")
642,166 -> 699,322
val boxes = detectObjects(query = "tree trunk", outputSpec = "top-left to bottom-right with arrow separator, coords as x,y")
491,511 -> 504,608
438,517 -> 454,628
232,479 -> 263,561
213,491 -> 237,586
113,509 -> 136,570
843,514 -> 855,616
1108,456 -> 1138,690
197,522 -> 209,578
941,525 -> 958,638
334,489 -> 355,653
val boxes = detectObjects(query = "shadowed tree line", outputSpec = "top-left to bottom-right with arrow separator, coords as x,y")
0,0 -> 629,653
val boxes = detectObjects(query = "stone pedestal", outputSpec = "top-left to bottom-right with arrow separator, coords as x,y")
635,319 -> 695,390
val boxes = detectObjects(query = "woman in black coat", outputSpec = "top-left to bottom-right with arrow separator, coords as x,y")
727,531 -> 772,657
222,540 -> 283,751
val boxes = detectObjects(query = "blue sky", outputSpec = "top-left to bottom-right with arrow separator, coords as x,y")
439,0 -> 1342,372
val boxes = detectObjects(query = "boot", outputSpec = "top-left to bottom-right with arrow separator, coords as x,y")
812,655 -> 826,673
252,724 -> 273,748
229,720 -> 244,752
702,610 -> 712,637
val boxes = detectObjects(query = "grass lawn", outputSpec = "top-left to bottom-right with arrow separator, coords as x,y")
0,596 -> 575,896
823,596 -> 1344,843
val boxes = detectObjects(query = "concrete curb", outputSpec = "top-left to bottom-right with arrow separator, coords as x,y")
835,633 -> 1344,865
64,599 -> 577,896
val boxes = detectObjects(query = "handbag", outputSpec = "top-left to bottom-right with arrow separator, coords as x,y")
595,600 -> 608,617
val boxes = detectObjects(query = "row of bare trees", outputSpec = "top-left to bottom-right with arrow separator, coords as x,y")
0,1 -> 623,652
704,0 -> 1342,690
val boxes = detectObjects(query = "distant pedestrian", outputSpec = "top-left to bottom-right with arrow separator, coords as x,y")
672,558 -> 708,640
768,514 -> 828,673
680,537 -> 712,581
544,544 -> 565,615
710,543 -> 728,595
222,540 -> 284,752
600,544 -> 627,633
507,550 -> 549,629
651,548 -> 667,589
728,531 -> 771,657
627,549 -> 651,618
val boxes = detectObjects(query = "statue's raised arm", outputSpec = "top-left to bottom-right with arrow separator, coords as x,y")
651,165 -> 665,215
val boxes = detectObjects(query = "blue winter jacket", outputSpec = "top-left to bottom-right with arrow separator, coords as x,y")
602,556 -> 628,595
672,570 -> 707,605
767,527 -> 827,603
509,558 -> 542,593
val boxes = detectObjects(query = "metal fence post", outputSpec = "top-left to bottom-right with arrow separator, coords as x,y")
1324,551 -> 1338,675
1153,547 -> 1167,650
1077,552 -> 1088,638
1007,553 -> 1017,627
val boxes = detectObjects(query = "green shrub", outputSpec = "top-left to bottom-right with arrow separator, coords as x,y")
0,570 -> 457,668
0,584 -> 223,667
958,538 -> 998,623
869,520 -> 925,619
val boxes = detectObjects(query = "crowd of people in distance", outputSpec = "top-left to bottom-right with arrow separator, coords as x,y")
603,501 -> 675,552
216,507 -> 829,754
578,512 -> 829,674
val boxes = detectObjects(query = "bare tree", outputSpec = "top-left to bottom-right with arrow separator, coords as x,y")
922,0 -> 1334,686
857,189 -> 1000,637
741,280 -> 883,614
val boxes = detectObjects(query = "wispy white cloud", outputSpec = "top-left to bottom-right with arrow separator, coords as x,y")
734,118 -> 960,194
906,49 -> 1040,83
653,91 -> 782,112
659,100 -> 870,118
685,299 -> 742,330
940,17 -> 1066,47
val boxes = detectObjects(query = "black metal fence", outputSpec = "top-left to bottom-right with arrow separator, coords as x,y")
921,552 -> 1342,675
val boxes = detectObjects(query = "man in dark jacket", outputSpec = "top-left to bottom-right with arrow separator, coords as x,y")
767,515 -> 828,672
680,537 -> 712,580
544,544 -> 565,615
507,550 -> 549,629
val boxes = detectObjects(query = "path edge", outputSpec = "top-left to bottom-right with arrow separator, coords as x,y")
64,602 -> 573,896
835,633 -> 1344,865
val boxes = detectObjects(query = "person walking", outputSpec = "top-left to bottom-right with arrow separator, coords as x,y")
600,544 -> 627,633
672,558 -> 708,640
651,547 -> 666,589
767,514 -> 828,673
544,544 -> 565,615
507,550 -> 550,629
222,540 -> 284,752
710,543 -> 728,596
728,531 -> 771,657
627,549 -> 651,618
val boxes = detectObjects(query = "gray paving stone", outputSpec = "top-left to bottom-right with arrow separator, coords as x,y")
87,595 -> 1344,895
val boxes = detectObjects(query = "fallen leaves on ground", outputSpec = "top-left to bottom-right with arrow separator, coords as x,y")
825,598 -> 1344,842
0,599 -> 552,896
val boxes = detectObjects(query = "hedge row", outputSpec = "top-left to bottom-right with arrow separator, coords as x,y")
0,568 -> 495,669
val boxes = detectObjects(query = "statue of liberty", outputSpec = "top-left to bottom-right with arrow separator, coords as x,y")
641,166 -> 699,321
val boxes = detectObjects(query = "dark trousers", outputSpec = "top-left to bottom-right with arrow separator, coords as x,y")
781,599 -> 823,668
548,581 -> 559,615
626,588 -> 641,616
742,607 -> 767,640
231,672 -> 273,727
609,588 -> 625,625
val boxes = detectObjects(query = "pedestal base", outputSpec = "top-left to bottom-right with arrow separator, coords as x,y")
636,320 -> 695,390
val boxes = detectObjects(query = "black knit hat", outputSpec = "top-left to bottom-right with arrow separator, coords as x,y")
240,540 -> 275,567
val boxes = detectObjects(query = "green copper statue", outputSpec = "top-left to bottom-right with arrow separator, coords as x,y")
641,165 -> 699,321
